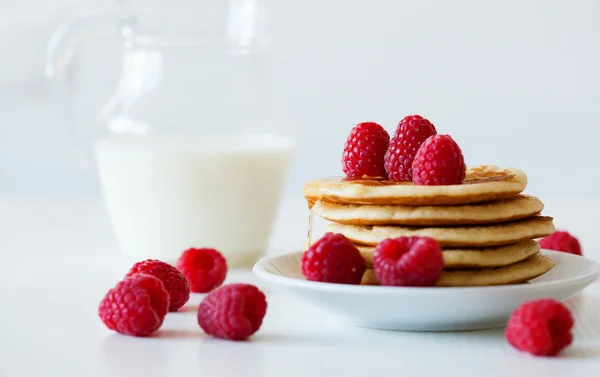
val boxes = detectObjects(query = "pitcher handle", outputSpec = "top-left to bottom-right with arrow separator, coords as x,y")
45,8 -> 136,167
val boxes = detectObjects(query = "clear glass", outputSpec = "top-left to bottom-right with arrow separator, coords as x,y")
46,0 -> 294,267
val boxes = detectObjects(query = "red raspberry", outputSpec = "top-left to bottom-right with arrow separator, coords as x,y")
372,236 -> 443,286
506,299 -> 574,356
197,283 -> 267,341
342,122 -> 390,179
126,259 -> 190,312
301,233 -> 366,284
411,134 -> 466,185
177,248 -> 228,293
98,274 -> 170,337
384,115 -> 437,181
538,231 -> 582,256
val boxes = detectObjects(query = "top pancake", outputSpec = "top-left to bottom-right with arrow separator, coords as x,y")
303,165 -> 527,206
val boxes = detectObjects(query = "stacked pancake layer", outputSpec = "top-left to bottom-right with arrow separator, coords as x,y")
303,165 -> 555,287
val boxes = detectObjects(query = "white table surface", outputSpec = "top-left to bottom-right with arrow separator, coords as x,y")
1,197 -> 600,377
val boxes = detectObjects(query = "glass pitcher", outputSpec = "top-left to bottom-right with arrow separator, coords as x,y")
46,0 -> 295,267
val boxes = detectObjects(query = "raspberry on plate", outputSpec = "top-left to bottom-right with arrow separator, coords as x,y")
384,115 -> 437,182
506,299 -> 574,356
198,283 -> 267,341
98,274 -> 170,337
372,236 -> 443,286
126,259 -> 191,312
342,122 -> 390,179
411,134 -> 466,186
301,233 -> 366,284
538,231 -> 582,256
177,248 -> 228,293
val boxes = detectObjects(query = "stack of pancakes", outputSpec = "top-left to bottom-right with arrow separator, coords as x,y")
303,165 -> 556,286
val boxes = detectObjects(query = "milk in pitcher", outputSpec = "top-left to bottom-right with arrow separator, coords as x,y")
94,133 -> 293,266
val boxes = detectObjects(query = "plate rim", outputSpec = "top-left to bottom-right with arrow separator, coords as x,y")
253,249 -> 600,295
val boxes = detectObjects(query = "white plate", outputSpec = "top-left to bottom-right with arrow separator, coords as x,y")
253,250 -> 600,331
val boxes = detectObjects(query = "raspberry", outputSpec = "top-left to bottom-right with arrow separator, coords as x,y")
177,248 -> 228,293
384,115 -> 437,181
411,134 -> 466,185
506,299 -> 574,356
126,259 -> 191,312
98,274 -> 170,337
372,236 -> 443,286
197,283 -> 267,341
301,233 -> 366,284
538,231 -> 582,256
342,122 -> 390,179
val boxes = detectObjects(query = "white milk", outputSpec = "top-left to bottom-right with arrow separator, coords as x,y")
94,133 -> 294,267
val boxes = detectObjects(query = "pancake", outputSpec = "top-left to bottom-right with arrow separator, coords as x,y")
313,194 -> 543,226
303,165 -> 527,206
357,240 -> 541,268
361,253 -> 554,287
326,216 -> 555,248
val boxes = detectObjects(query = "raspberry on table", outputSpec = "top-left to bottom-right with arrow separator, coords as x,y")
342,122 -> 390,179
301,233 -> 366,284
98,274 -> 170,337
177,248 -> 228,293
538,231 -> 582,256
411,134 -> 466,186
126,259 -> 191,312
384,115 -> 437,182
197,283 -> 267,341
506,299 -> 574,356
372,236 -> 443,286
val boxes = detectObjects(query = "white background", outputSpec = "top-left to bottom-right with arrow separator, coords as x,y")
1,0 -> 599,201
